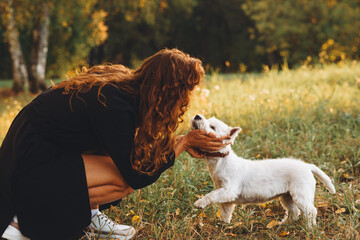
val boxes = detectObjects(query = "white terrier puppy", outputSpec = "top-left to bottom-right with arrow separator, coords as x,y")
191,114 -> 335,227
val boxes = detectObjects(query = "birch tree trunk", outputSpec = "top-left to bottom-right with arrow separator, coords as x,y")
28,2 -> 50,93
5,0 -> 29,93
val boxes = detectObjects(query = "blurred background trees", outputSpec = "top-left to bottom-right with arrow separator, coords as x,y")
0,0 -> 359,92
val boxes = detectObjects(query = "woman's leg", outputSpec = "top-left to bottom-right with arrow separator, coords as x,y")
81,154 -> 136,239
3,154 -> 135,239
81,154 -> 134,209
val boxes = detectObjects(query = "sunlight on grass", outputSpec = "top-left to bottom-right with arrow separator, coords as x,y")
1,62 -> 359,239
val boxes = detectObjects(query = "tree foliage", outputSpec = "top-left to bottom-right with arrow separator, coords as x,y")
47,0 -> 108,77
0,0 -> 360,81
242,0 -> 360,66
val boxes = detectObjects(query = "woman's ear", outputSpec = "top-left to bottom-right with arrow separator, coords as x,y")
228,127 -> 241,144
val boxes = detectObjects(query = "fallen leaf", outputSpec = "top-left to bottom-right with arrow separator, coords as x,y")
216,210 -> 221,219
317,202 -> 330,208
266,220 -> 280,229
265,208 -> 273,215
226,233 -> 238,237
335,208 -> 346,214
131,215 -> 141,224
175,208 -> 180,216
199,211 -> 207,218
260,203 -> 267,208
279,230 -> 289,237
226,222 -> 243,229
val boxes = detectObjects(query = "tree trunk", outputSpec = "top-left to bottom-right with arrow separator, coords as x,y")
5,0 -> 29,93
28,3 -> 50,93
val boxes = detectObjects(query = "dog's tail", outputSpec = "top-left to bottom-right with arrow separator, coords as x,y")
310,164 -> 336,193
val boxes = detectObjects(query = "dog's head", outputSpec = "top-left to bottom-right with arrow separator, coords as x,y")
191,114 -> 241,153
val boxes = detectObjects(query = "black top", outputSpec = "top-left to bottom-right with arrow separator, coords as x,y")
30,84 -> 175,189
0,84 -> 175,239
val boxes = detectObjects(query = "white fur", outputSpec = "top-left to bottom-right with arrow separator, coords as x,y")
191,114 -> 336,227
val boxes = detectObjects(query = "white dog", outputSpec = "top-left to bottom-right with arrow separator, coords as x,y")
191,114 -> 335,227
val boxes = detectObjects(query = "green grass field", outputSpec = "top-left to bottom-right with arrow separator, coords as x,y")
1,62 -> 359,239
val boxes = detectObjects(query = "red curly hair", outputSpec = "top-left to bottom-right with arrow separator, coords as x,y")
54,49 -> 205,175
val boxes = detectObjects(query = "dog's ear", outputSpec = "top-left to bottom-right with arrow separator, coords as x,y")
228,127 -> 241,144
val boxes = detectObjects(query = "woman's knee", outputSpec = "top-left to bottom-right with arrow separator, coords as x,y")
82,154 -> 133,193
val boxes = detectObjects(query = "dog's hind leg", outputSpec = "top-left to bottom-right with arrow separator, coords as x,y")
291,187 -> 317,228
279,193 -> 301,224
219,203 -> 236,223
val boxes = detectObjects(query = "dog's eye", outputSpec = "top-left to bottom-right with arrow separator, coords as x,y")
210,126 -> 216,130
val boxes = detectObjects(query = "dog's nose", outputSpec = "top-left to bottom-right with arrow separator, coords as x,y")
194,115 -> 202,120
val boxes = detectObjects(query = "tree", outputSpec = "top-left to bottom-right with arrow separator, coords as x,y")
94,0 -> 257,72
92,0 -> 167,66
1,0 -> 29,93
28,1 -> 50,93
0,0 -> 108,91
174,0 -> 257,72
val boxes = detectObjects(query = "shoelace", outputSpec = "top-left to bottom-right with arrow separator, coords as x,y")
98,212 -> 117,228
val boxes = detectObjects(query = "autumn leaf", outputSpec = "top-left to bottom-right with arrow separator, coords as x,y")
278,230 -> 289,237
260,203 -> 267,208
199,211 -> 207,218
175,208 -> 180,216
216,210 -> 221,219
317,202 -> 330,208
132,215 -> 141,224
265,208 -> 273,215
335,208 -> 346,214
342,173 -> 350,179
226,222 -> 243,229
266,220 -> 280,229
226,233 -> 238,237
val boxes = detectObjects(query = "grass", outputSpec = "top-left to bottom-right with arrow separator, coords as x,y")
0,79 -> 12,88
1,62 -> 359,239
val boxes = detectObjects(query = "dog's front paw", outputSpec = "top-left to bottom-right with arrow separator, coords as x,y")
194,198 -> 208,209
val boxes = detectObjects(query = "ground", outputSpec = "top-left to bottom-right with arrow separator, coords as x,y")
1,62 -> 359,239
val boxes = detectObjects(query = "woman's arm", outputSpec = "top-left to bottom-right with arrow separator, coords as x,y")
174,129 -> 230,158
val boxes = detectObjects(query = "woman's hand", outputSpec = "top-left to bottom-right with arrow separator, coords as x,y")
174,130 -> 230,158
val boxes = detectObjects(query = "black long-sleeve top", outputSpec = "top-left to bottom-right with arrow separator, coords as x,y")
30,84 -> 175,189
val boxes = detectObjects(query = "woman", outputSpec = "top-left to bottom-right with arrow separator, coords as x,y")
0,49 -> 229,239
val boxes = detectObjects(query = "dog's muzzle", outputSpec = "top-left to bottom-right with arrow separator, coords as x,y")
192,121 -> 199,129
191,114 -> 205,130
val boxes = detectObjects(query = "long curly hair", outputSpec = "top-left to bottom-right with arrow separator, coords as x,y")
54,48 -> 205,175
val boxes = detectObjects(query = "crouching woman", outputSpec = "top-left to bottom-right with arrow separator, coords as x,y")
0,49 -> 228,239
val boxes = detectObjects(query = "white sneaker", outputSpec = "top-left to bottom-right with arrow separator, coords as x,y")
2,225 -> 30,240
85,211 -> 136,240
